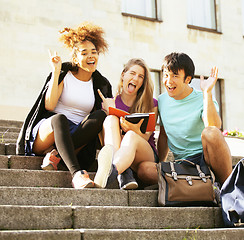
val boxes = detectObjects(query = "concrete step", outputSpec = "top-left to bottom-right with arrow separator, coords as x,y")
0,131 -> 19,140
0,155 -> 46,169
0,119 -> 243,239
0,169 -> 119,189
0,205 -> 72,230
0,230 -> 81,240
0,119 -> 23,128
0,187 -> 157,207
0,155 -> 70,171
1,154 -> 243,171
1,228 -> 244,240
0,143 -> 16,155
1,138 -> 18,144
0,126 -> 21,133
0,169 -> 73,188
0,205 -> 224,230
75,228 -> 244,240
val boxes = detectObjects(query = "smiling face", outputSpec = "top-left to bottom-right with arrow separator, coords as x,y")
73,40 -> 98,73
121,64 -> 145,96
163,68 -> 192,100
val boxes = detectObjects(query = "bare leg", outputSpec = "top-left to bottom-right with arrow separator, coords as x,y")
95,121 -> 155,188
32,118 -> 55,155
103,115 -> 122,152
137,161 -> 158,185
113,130 -> 155,174
201,126 -> 232,185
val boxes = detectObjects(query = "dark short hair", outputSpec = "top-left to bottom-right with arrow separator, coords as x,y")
162,52 -> 195,83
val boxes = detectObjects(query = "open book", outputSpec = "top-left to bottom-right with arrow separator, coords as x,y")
108,107 -> 156,133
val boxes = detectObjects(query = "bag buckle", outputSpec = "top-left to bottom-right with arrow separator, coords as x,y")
186,176 -> 193,186
171,171 -> 178,181
196,164 -> 207,183
199,172 -> 207,183
170,162 -> 178,180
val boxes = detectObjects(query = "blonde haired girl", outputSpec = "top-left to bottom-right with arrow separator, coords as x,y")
93,58 -> 158,189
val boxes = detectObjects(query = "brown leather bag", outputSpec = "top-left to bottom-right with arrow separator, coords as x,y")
156,159 -> 217,206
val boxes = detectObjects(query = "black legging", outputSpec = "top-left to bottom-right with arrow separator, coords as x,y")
51,110 -> 106,176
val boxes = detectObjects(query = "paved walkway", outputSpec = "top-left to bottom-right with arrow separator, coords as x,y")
154,131 -> 244,157
225,137 -> 244,157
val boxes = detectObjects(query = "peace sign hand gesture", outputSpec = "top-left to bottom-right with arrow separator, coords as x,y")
48,50 -> 62,72
200,66 -> 218,93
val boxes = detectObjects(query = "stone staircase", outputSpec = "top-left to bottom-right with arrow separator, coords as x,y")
0,119 -> 244,240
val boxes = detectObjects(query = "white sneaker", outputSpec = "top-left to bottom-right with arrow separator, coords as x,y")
94,145 -> 113,188
41,149 -> 61,171
72,170 -> 94,189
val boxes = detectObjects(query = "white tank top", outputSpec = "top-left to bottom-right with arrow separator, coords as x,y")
54,71 -> 95,125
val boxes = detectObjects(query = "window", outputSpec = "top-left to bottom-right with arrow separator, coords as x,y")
122,0 -> 161,21
187,0 -> 217,31
190,77 -> 223,125
150,70 -> 162,99
242,0 -> 244,36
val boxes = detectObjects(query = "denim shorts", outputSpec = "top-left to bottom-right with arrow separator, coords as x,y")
184,152 -> 206,167
26,113 -> 82,155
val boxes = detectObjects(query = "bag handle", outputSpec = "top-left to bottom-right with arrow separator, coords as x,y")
174,159 -> 208,183
174,159 -> 196,165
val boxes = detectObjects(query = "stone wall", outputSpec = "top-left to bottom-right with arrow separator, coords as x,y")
0,0 -> 243,130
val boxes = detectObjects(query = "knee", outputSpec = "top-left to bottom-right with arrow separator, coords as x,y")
124,130 -> 138,142
137,161 -> 158,184
120,131 -> 139,148
87,110 -> 107,132
51,114 -> 68,127
103,115 -> 119,129
137,161 -> 148,177
201,126 -> 223,144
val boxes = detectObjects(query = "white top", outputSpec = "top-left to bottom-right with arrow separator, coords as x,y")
54,71 -> 95,125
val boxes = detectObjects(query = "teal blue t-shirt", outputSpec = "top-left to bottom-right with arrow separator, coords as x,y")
158,88 -> 219,160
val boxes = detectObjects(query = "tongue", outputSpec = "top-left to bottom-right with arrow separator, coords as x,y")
128,84 -> 136,93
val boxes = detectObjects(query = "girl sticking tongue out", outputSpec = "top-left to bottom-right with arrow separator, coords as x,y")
91,58 -> 158,190
120,64 -> 145,107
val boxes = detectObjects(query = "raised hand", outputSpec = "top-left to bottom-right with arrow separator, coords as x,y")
48,50 -> 62,72
98,89 -> 115,113
200,66 -> 218,93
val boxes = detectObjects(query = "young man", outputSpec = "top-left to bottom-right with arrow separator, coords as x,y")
137,52 -> 232,186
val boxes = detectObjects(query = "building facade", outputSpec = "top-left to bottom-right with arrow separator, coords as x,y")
0,0 -> 243,131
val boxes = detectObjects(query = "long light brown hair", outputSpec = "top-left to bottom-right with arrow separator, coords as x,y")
117,58 -> 154,113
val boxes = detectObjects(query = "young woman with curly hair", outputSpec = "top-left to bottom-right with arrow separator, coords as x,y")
16,22 -> 112,189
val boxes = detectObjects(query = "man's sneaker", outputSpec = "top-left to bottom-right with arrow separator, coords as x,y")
118,168 -> 138,190
94,145 -> 114,188
41,149 -> 61,171
72,170 -> 94,189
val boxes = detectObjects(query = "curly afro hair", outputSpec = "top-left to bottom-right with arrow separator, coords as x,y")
59,21 -> 108,54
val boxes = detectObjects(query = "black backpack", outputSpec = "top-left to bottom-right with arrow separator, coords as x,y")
220,158 -> 244,227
